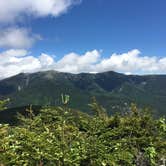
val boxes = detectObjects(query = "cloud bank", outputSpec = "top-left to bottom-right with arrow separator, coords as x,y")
0,49 -> 166,79
0,0 -> 81,23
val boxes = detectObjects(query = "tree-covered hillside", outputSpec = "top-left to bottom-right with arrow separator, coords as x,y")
0,97 -> 165,165
0,71 -> 166,117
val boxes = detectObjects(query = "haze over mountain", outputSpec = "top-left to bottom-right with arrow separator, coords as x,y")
0,70 -> 165,118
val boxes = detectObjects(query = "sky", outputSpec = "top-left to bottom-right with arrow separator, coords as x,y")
0,0 -> 166,79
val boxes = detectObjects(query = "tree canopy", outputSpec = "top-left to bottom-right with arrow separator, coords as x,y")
0,98 -> 165,166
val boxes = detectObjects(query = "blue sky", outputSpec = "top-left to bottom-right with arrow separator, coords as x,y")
0,0 -> 166,78
30,0 -> 166,57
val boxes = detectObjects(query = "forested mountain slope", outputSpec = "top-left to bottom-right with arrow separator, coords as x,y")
0,70 -> 166,116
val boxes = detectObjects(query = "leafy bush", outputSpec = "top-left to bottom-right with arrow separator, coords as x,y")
0,98 -> 165,165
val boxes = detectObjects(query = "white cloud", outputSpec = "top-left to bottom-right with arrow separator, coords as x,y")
39,53 -> 54,67
0,49 -> 41,79
0,0 -> 80,49
0,49 -> 166,79
0,49 -> 28,57
0,27 -> 41,49
94,49 -> 166,74
0,0 -> 81,23
55,50 -> 101,73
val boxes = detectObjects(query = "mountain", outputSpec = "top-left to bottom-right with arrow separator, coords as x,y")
0,70 -> 166,117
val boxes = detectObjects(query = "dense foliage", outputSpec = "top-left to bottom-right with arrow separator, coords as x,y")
0,97 -> 165,166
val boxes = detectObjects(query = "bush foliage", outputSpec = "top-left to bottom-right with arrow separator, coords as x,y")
0,97 -> 165,166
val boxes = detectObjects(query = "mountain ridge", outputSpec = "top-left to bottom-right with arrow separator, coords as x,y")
0,70 -> 166,117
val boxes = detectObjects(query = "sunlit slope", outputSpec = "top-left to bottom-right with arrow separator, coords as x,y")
0,70 -> 166,116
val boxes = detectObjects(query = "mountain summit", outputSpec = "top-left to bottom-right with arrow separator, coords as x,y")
0,70 -> 166,116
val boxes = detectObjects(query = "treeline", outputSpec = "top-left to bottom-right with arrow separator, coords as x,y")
0,96 -> 166,166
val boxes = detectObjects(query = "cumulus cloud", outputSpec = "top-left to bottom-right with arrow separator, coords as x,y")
0,49 -> 166,79
0,27 -> 41,49
39,53 -> 54,67
55,50 -> 101,73
0,0 -> 81,23
0,0 -> 80,49
0,49 -> 41,79
94,49 -> 162,74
